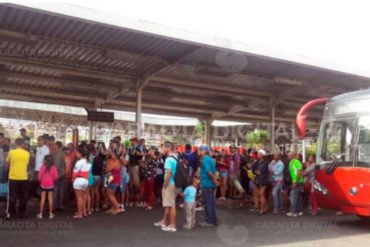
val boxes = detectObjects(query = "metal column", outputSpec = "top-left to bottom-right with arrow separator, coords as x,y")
136,88 -> 143,138
204,119 -> 212,145
88,121 -> 95,141
270,103 -> 276,153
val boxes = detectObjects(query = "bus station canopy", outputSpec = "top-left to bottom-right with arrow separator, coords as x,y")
0,3 -> 370,129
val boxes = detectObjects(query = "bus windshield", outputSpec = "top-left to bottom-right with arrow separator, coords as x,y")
357,115 -> 370,167
317,119 -> 356,166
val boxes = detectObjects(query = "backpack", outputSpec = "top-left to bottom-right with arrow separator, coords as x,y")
282,158 -> 292,184
171,155 -> 191,188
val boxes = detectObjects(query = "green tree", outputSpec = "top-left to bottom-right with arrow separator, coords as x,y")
246,130 -> 269,149
305,142 -> 317,156
196,121 -> 204,137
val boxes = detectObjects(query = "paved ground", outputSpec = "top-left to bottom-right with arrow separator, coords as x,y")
0,201 -> 369,247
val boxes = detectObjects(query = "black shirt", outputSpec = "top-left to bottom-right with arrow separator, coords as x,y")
92,153 -> 105,176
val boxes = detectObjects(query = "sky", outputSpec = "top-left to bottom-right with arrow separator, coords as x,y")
9,0 -> 370,79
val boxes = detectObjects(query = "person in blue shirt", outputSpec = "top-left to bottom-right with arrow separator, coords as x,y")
154,142 -> 178,232
199,145 -> 218,227
183,144 -> 197,172
269,153 -> 284,214
179,178 -> 198,230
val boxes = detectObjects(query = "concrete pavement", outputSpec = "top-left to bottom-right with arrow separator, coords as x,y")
0,202 -> 369,247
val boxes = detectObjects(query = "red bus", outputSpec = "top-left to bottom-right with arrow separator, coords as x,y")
297,89 -> 370,219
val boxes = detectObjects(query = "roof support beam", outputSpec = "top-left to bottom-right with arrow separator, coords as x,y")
151,76 -> 272,97
138,47 -> 203,90
94,83 -> 132,108
0,81 -> 106,101
0,57 -> 136,84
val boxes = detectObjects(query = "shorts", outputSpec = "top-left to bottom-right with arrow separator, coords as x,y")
255,182 -> 268,188
107,183 -> 119,191
129,166 -> 140,188
219,170 -> 229,178
120,176 -> 128,194
255,184 -> 267,189
40,187 -> 54,192
73,177 -> 88,191
93,175 -> 102,185
162,185 -> 178,207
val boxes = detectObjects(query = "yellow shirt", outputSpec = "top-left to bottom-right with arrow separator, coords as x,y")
6,148 -> 30,180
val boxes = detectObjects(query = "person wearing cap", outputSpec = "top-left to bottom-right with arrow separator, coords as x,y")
154,141 -> 178,232
253,149 -> 269,214
199,144 -> 218,227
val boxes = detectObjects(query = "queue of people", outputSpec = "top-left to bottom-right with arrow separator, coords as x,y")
0,128 -> 318,233
211,147 -> 318,217
0,129 -> 220,233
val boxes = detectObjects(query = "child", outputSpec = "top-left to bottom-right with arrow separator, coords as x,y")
37,155 -> 58,219
180,178 -> 199,230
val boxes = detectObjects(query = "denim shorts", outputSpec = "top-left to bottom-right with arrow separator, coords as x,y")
120,176 -> 128,194
219,170 -> 229,178
93,175 -> 102,185
107,183 -> 119,191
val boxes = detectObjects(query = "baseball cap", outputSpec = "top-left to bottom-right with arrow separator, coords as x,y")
199,144 -> 210,153
258,149 -> 267,156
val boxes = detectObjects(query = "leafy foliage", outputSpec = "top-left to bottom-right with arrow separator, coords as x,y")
196,121 -> 204,137
246,130 -> 269,149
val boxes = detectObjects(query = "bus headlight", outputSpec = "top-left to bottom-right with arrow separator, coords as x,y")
314,180 -> 330,196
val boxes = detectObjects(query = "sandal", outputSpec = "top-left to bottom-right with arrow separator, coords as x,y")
105,208 -> 114,214
111,208 -> 125,215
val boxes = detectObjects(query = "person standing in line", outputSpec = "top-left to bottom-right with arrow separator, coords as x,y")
253,149 -> 269,215
33,136 -> 50,199
199,145 -> 218,227
217,149 -> 229,201
105,150 -> 124,215
304,155 -> 318,216
92,142 -> 106,212
286,151 -> 304,217
154,142 -> 178,232
180,178 -> 198,230
72,146 -> 91,219
5,138 -> 30,220
228,146 -> 240,199
0,133 -> 10,187
269,153 -> 284,214
143,148 -> 158,210
183,144 -> 197,171
37,155 -> 58,219
86,144 -> 95,215
53,141 -> 66,212
48,136 -> 57,156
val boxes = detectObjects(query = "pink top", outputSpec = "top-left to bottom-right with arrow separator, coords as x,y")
38,165 -> 58,189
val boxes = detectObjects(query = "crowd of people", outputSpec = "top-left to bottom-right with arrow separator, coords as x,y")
0,128 -> 319,232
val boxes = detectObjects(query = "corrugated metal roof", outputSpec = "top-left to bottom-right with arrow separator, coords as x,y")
0,3 -> 368,125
